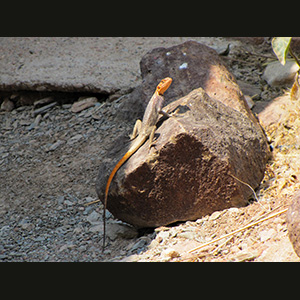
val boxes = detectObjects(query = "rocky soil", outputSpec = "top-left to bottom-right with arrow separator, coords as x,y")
1,37 -> 299,262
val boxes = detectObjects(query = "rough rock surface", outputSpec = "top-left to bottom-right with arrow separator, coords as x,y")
0,37 -> 241,96
96,88 -> 270,228
286,191 -> 300,258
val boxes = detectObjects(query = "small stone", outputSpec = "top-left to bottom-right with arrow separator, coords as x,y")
177,231 -> 197,240
1,98 -> 14,112
259,229 -> 276,242
232,251 -> 257,262
89,224 -> 103,233
19,119 -> 31,126
106,223 -> 138,240
34,114 -> 42,126
148,239 -> 159,249
62,104 -> 72,109
64,200 -> 74,206
27,123 -> 36,131
154,226 -> 169,233
85,196 -> 95,203
57,196 -> 65,205
86,211 -> 101,225
244,95 -> 255,109
262,60 -> 299,87
157,231 -> 170,241
73,227 -> 83,234
70,97 -> 98,113
130,239 -> 147,252
227,207 -> 240,216
33,102 -> 57,116
92,113 -> 101,120
33,97 -> 55,109
161,248 -> 180,259
68,134 -> 83,145
21,223 -> 34,230
47,140 -> 65,152
59,244 -> 76,252
209,211 -> 222,221
18,219 -> 34,230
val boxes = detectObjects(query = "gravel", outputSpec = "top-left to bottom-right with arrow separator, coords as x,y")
0,99 -> 134,261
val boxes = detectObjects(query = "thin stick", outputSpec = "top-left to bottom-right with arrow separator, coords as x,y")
188,208 -> 288,254
289,47 -> 300,68
84,199 -> 101,206
210,236 -> 234,255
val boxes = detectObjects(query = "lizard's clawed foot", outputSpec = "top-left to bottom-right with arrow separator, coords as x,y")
170,108 -> 180,117
148,141 -> 156,149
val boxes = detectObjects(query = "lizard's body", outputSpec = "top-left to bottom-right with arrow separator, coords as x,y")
102,77 -> 173,250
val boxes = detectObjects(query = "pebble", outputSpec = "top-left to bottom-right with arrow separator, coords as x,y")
259,229 -> 276,242
106,223 -> 138,240
47,140 -> 65,152
70,97 -> 98,113
86,211 -> 101,225
68,134 -> 83,145
262,60 -> 299,87
130,239 -> 147,252
209,211 -> 222,221
231,251 -> 257,262
156,231 -> 170,242
1,98 -> 15,112
161,248 -> 180,259
177,231 -> 197,240
64,200 -> 74,206
33,102 -> 57,116
89,224 -> 103,233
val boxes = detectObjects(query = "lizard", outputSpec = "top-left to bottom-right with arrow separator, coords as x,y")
102,77 -> 173,250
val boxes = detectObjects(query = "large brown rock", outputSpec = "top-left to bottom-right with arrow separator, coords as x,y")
118,41 -> 261,131
141,41 -> 257,122
286,191 -> 300,258
96,88 -> 270,228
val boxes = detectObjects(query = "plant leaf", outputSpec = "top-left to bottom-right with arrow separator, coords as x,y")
272,37 -> 292,65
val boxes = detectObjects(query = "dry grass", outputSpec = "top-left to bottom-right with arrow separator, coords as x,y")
260,90 -> 300,202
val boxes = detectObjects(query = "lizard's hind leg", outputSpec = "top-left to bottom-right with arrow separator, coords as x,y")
130,119 -> 142,140
148,125 -> 157,149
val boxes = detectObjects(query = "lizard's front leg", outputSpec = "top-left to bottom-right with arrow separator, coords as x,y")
130,119 -> 142,140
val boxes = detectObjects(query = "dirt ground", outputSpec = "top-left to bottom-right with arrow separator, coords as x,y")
0,37 -> 299,262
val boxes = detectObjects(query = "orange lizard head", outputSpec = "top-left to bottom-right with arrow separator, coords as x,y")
156,77 -> 172,95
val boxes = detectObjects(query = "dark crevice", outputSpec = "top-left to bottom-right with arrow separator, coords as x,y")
0,90 -> 110,108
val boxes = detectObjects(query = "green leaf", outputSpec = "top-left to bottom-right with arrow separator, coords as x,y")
272,37 -> 292,65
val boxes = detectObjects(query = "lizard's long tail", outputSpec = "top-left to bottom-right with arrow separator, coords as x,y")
102,134 -> 148,250
102,151 -> 132,250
